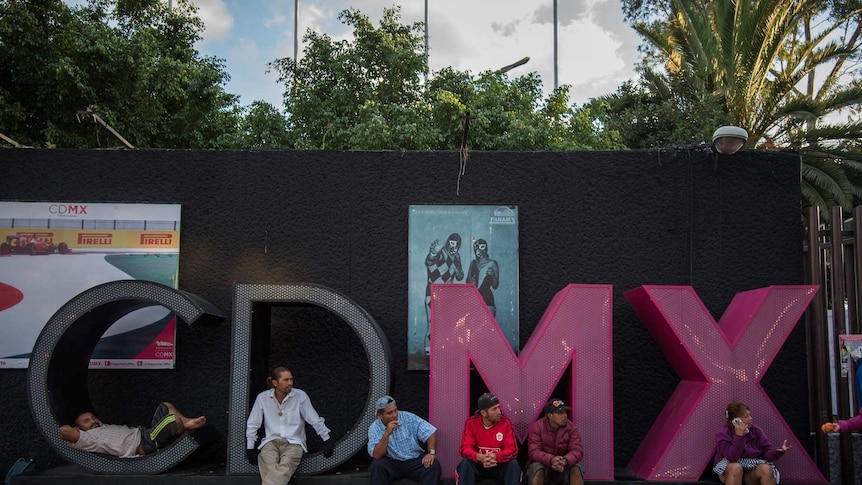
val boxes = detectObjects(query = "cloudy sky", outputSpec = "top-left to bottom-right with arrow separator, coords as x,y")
64,0 -> 644,109
190,0 -> 643,109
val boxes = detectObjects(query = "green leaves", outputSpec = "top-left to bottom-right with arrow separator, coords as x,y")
0,0 -> 239,148
269,6 -> 621,151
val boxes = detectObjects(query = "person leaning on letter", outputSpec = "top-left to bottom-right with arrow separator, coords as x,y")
246,367 -> 335,485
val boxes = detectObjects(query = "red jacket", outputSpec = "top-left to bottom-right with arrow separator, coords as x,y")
459,414 -> 519,463
527,417 -> 583,467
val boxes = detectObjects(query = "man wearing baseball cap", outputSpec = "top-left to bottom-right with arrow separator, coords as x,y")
526,398 -> 584,485
368,395 -> 441,485
455,392 -> 520,485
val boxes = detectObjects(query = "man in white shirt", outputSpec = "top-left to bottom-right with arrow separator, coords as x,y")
246,366 -> 334,485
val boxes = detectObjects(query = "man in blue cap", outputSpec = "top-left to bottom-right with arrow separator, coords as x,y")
368,395 -> 440,485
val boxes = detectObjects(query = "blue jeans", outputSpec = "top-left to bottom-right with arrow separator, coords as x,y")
370,456 -> 441,485
456,458 -> 521,485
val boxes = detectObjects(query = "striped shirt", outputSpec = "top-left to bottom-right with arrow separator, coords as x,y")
367,411 -> 436,461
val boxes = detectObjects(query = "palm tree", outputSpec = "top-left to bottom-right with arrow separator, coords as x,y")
634,0 -> 862,220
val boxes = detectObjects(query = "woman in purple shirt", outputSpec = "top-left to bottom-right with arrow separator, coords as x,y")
713,401 -> 790,485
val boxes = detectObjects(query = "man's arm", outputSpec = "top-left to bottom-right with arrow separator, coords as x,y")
425,431 -> 437,454
495,420 -> 519,462
370,423 -> 394,459
563,424 -> 584,466
59,425 -> 80,443
459,420 -> 479,461
527,422 -> 554,466
299,394 -> 331,442
246,395 -> 264,449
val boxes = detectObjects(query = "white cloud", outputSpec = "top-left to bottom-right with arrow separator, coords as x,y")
192,0 -> 233,44
265,14 -> 287,29
188,0 -> 641,109
227,38 -> 259,66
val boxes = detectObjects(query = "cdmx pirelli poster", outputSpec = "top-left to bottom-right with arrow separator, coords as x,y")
408,205 -> 519,370
0,201 -> 181,369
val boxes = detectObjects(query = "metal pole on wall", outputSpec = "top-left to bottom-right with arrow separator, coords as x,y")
830,206 -> 854,485
553,0 -> 558,90
804,207 -> 831,477
294,0 -> 299,63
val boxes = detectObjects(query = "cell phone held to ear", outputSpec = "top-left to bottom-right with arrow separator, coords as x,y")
732,418 -> 743,427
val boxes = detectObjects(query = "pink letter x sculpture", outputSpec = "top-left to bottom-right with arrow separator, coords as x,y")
625,285 -> 824,483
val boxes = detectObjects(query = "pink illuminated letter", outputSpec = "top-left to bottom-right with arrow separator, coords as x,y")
429,284 -> 613,479
625,285 -> 823,483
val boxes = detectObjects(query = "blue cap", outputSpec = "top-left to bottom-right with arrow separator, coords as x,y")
375,395 -> 395,412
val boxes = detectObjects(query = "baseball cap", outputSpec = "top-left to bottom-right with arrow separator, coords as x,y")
476,392 -> 499,413
543,398 -> 570,414
375,395 -> 396,412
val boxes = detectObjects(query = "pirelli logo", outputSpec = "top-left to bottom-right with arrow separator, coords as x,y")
141,233 -> 173,245
78,233 -> 113,245
17,232 -> 54,243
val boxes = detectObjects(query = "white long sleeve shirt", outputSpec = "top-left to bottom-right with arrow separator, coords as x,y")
246,388 -> 330,451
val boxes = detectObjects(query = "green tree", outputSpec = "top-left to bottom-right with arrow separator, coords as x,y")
271,6 -> 431,150
235,101 -> 291,149
0,0 -> 241,148
609,0 -> 862,219
270,6 -> 623,151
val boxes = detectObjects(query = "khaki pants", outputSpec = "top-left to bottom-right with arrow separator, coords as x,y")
258,439 -> 304,485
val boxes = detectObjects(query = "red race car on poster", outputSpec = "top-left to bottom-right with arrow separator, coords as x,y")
0,235 -> 70,255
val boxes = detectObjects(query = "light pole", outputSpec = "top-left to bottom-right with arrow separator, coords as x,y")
294,0 -> 299,63
553,0 -> 558,90
497,56 -> 530,74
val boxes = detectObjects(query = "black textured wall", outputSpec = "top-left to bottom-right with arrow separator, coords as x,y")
0,148 -> 807,476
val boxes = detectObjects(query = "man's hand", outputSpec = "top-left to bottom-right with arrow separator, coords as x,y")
59,425 -> 80,443
323,439 -> 335,458
246,448 -> 260,465
551,456 -> 566,472
477,452 -> 497,468
822,422 -> 840,433
422,452 -> 436,468
385,419 -> 399,434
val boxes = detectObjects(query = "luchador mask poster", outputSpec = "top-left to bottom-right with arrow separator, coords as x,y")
408,205 -> 519,370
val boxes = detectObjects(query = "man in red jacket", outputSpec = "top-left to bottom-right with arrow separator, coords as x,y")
526,399 -> 584,485
455,393 -> 520,485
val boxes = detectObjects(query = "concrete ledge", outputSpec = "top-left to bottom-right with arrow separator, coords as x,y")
11,464 -> 724,485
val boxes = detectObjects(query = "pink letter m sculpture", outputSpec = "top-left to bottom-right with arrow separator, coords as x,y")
429,284 -> 613,479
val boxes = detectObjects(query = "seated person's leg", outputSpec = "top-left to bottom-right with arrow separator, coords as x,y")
456,458 -> 481,485
418,457 -> 442,485
500,460 -> 522,485
162,402 -> 206,433
567,464 -> 584,485
526,462 -> 547,485
720,462 -> 744,485
369,457 -> 398,485
743,464 -> 776,485
140,404 -> 179,454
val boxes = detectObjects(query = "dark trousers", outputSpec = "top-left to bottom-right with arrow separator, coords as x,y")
455,458 -> 521,485
369,456 -> 441,485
